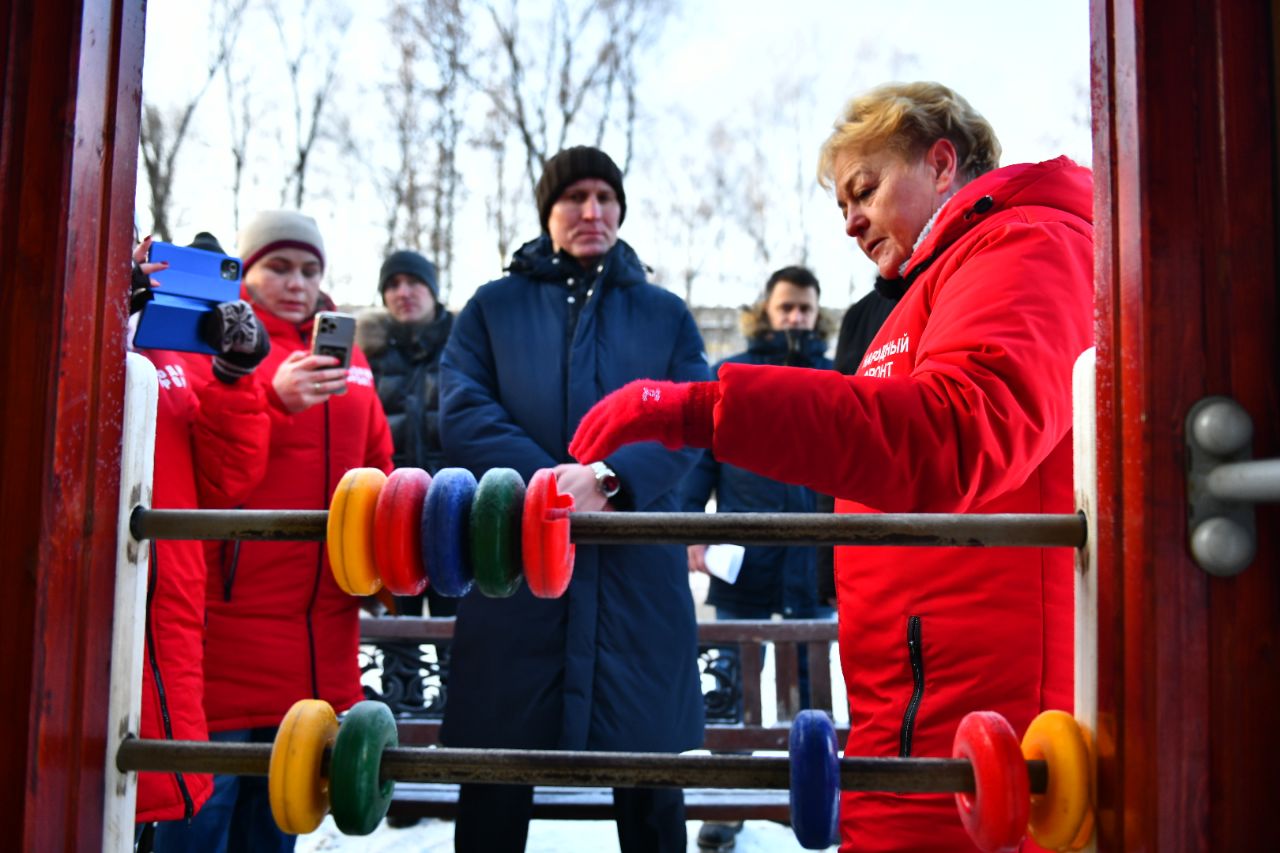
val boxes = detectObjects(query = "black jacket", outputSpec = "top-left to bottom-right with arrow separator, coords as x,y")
356,307 -> 454,474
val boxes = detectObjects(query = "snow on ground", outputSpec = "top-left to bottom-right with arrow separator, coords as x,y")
298,815 -> 833,852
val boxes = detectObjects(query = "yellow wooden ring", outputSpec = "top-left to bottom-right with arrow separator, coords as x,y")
269,699 -> 339,835
1063,724 -> 1096,851
1021,710 -> 1090,850
327,467 -> 387,595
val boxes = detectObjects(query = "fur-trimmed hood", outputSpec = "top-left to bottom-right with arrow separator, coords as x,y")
738,301 -> 836,341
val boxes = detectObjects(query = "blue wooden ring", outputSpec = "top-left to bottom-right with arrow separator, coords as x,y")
421,467 -> 477,597
789,709 -> 841,850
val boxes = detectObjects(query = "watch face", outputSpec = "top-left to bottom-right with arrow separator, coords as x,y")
592,462 -> 620,498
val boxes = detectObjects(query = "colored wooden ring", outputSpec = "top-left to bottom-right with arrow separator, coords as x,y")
788,709 -> 841,850
268,699 -> 338,835
329,700 -> 399,836
1021,710 -> 1091,850
1063,724 -> 1096,851
952,710 -> 1030,853
327,467 -> 387,596
521,468 -> 575,599
470,467 -> 526,598
373,468 -> 432,596
1018,706 -> 1090,845
421,467 -> 477,597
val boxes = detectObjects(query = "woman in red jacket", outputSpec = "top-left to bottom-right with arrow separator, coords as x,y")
155,212 -> 393,853
129,236 -> 272,830
572,82 -> 1093,852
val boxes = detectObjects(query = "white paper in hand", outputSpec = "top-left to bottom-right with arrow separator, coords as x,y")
704,543 -> 746,585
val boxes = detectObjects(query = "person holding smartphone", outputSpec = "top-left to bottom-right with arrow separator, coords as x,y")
127,234 -> 272,840
157,210 -> 393,852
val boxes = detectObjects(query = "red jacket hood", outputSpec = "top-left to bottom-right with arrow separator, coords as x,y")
906,156 -> 1092,280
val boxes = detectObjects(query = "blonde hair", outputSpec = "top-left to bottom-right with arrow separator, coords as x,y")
817,82 -> 1001,188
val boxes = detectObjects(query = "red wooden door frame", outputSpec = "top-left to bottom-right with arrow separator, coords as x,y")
1092,0 -> 1280,849
2,0 -> 1278,848
0,0 -> 143,846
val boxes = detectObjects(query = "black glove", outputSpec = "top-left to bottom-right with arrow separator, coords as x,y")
200,300 -> 270,384
129,263 -> 155,315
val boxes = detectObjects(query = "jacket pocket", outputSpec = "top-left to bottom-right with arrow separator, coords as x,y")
898,615 -> 925,757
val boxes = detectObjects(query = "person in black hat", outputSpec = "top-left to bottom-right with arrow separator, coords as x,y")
357,249 -> 452,475
437,146 -> 709,852
355,249 -> 456,766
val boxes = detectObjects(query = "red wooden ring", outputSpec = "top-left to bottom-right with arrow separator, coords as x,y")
521,468 -> 575,598
373,468 -> 432,596
952,710 -> 1030,853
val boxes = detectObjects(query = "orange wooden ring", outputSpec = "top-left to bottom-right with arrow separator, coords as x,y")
327,467 -> 387,596
521,468 -> 575,598
373,467 -> 432,596
1020,710 -> 1090,850
952,710 -> 1030,853
1063,723 -> 1096,851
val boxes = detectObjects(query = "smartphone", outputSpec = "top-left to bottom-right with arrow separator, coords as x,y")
311,311 -> 356,370
147,241 -> 242,302
133,241 -> 243,354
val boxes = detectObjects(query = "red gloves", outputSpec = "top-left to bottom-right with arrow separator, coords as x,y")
570,379 -> 720,463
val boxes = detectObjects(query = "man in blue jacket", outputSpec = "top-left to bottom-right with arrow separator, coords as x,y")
681,265 -> 834,852
438,146 -> 710,852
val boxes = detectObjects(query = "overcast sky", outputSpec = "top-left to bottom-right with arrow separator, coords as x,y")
138,0 -> 1091,310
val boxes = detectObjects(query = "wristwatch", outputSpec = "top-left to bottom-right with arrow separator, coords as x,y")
589,461 -> 621,499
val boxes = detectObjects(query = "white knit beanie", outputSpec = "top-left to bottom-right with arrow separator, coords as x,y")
238,210 -> 326,273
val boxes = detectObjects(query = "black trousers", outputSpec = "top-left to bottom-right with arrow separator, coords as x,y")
455,782 -> 686,852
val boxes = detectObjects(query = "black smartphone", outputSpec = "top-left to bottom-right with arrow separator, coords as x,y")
134,241 -> 242,354
311,311 -> 356,370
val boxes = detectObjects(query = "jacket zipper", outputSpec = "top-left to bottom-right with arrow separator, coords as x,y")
899,615 -> 925,757
220,539 -> 241,602
303,399 -> 329,699
146,542 -> 196,818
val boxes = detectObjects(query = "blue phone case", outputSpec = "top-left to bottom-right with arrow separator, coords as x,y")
147,241 -> 242,302
133,241 -> 243,354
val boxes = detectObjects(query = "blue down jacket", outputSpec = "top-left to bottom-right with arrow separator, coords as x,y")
680,328 -> 832,615
438,235 -> 711,752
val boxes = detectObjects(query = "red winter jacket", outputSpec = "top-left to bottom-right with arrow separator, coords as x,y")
194,293 -> 393,732
135,351 -> 269,822
713,157 -> 1093,852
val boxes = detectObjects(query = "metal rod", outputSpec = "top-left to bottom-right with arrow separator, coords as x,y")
131,507 -> 1085,549
115,739 -> 1048,794
1205,458 -> 1280,503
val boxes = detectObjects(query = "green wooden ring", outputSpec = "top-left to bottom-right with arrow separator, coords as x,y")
470,467 -> 526,598
329,700 -> 398,835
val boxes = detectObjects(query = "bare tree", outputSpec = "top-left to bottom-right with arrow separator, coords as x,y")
476,108 -> 522,269
223,60 -> 254,233
137,0 -> 248,240
478,0 -> 673,196
422,0 -> 467,300
268,0 -> 350,209
381,2 -> 431,256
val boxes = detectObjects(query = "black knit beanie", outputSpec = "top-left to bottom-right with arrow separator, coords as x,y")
188,231 -> 226,254
379,250 -> 439,300
535,146 -> 627,232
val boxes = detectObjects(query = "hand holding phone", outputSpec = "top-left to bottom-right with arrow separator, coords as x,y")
272,350 -> 350,414
133,239 -> 243,354
311,311 -> 356,396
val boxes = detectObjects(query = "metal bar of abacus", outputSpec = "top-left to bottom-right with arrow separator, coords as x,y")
130,507 -> 1086,549
114,738 -> 1049,794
